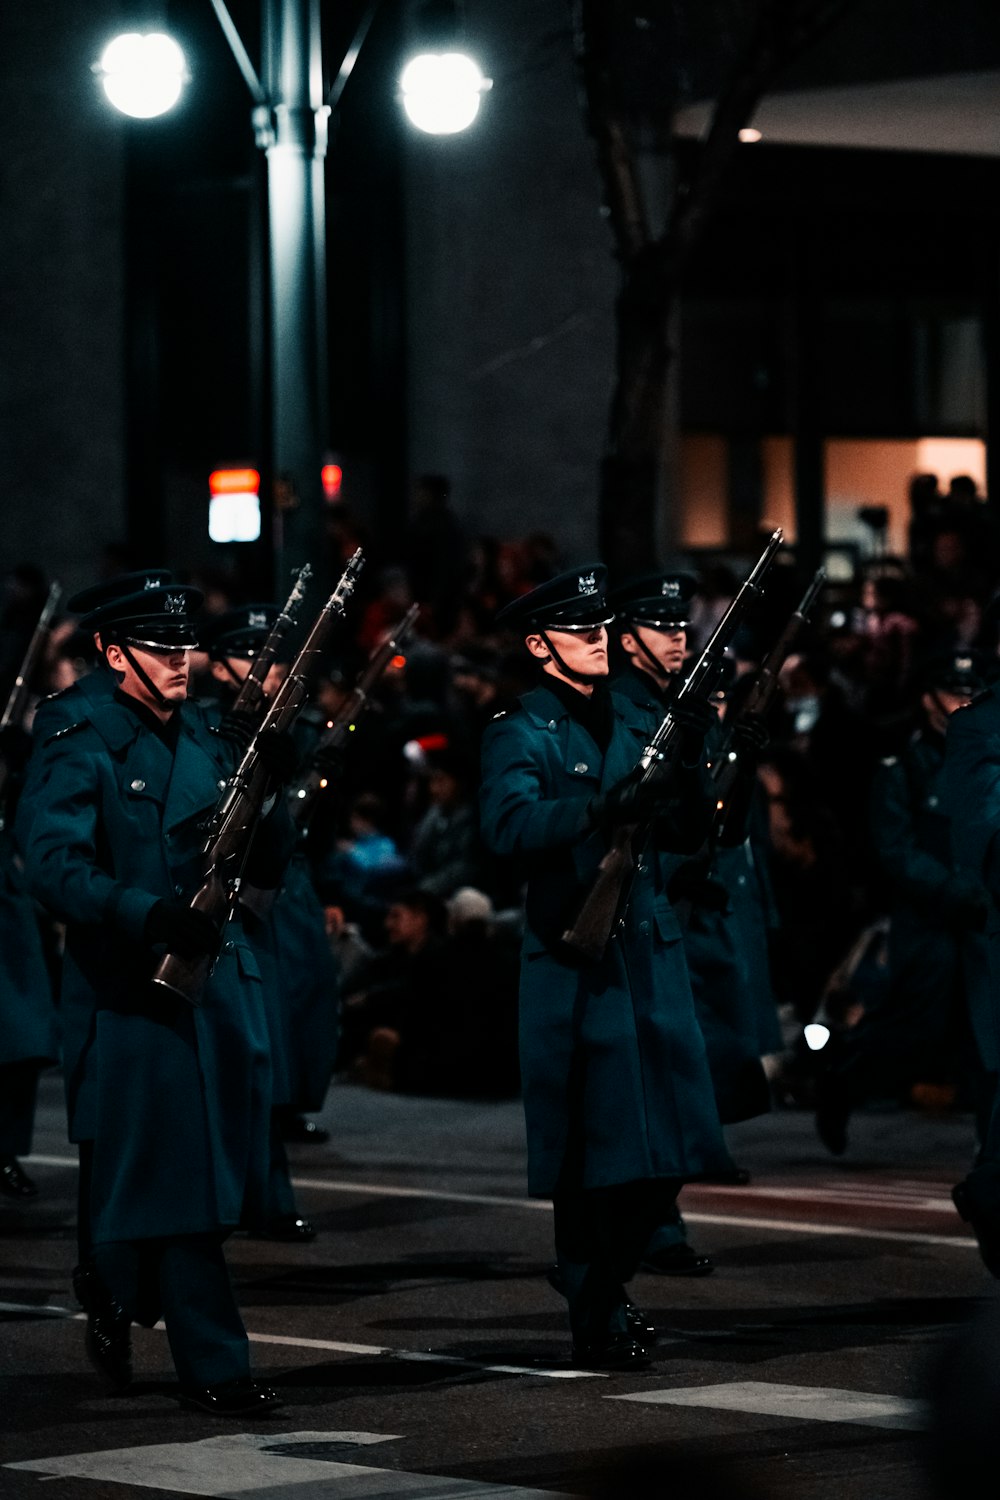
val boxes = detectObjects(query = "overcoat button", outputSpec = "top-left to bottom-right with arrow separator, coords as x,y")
927,795 -> 938,808
547,720 -> 558,731
130,779 -> 145,792
574,762 -> 589,774
218,780 -> 227,790
638,920 -> 650,935
174,885 -> 184,896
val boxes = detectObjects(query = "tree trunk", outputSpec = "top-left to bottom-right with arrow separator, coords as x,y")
601,245 -> 676,578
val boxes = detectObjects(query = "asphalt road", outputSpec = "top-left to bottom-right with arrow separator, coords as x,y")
1,1073 -> 996,1500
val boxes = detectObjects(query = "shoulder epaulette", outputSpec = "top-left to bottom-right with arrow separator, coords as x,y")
491,703 -> 523,722
43,720 -> 88,747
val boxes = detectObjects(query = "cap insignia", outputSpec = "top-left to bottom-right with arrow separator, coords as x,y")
578,572 -> 597,595
956,656 -> 972,671
143,576 -> 159,590
248,610 -> 268,629
164,593 -> 186,615
661,580 -> 681,597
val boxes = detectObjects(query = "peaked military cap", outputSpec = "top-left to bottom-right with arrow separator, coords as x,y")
201,604 -> 280,661
919,648 -> 989,697
79,583 -> 204,650
609,571 -> 698,629
495,565 -> 612,632
66,569 -> 174,616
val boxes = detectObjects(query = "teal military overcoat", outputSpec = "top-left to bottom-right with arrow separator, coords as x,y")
479,680 -> 726,1198
17,689 -> 275,1244
0,830 -> 57,1070
941,694 -> 1000,1074
614,669 -> 777,1119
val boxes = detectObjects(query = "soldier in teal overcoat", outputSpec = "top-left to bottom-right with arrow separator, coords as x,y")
925,659 -> 1000,1276
480,567 -> 724,1369
17,582 -> 292,1416
816,651 -> 991,1156
202,605 -> 339,1240
0,784 -> 57,1196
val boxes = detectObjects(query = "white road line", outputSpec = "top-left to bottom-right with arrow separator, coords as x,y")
6,1431 -> 566,1497
23,1154 -> 978,1250
610,1379 -> 928,1431
244,1330 -> 601,1380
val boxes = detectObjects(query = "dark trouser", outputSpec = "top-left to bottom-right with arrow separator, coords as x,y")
960,1070 -> 1000,1227
553,1178 -> 681,1346
265,1118 -> 298,1221
0,1061 -> 40,1157
93,1234 -> 251,1388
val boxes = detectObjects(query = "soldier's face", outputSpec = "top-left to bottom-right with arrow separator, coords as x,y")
526,626 -> 608,681
211,656 -> 288,700
621,624 -> 686,676
104,641 -> 190,713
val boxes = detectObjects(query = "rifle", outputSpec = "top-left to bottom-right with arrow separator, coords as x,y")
561,530 -> 783,964
152,549 -> 364,1003
710,567 -> 825,817
229,564 -> 312,718
288,601 -> 420,829
0,581 -> 62,818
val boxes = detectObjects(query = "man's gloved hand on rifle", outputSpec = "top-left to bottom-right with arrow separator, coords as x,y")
730,712 -> 770,760
671,696 -> 718,763
667,857 -> 730,912
217,708 -> 257,755
588,771 -> 668,832
255,727 -> 300,785
144,899 -> 219,959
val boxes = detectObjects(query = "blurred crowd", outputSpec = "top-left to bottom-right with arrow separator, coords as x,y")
3,465 -> 1000,1117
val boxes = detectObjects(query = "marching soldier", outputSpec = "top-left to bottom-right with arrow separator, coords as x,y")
480,566 -> 724,1368
943,651 -> 1000,1273
0,714 -> 57,1200
202,605 -> 340,1239
610,573 -> 776,1214
814,652 -> 992,1151
17,581 -> 293,1414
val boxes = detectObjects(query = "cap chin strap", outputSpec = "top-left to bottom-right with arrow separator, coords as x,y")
539,629 -> 604,685
628,624 -> 675,687
105,635 -> 173,712
220,659 -> 248,692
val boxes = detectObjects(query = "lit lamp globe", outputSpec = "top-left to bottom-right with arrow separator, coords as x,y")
96,33 -> 188,119
400,52 -> 490,135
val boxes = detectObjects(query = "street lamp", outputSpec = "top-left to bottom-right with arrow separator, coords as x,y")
94,32 -> 189,119
97,2 -> 487,588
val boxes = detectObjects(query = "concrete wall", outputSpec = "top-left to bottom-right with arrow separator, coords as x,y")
403,0 -> 617,566
0,4 -> 126,594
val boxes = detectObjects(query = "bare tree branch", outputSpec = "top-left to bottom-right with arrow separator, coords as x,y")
572,0 -> 653,260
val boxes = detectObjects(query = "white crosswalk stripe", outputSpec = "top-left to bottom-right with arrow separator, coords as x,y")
611,1380 -> 928,1430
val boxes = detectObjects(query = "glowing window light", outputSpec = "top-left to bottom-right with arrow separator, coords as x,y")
96,33 -> 188,120
738,127 -> 762,144
400,52 -> 490,135
208,468 -> 261,544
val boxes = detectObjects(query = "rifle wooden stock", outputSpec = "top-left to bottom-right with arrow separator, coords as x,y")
288,602 -> 420,829
152,549 -> 364,1003
561,530 -> 783,962
230,565 -> 312,718
0,581 -> 61,818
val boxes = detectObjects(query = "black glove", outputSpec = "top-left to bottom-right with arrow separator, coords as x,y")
217,709 -> 257,754
671,696 -> 717,760
143,899 -> 219,959
731,713 -> 770,759
310,741 -> 346,781
255,726 -> 300,784
588,772 -> 666,831
0,724 -> 32,773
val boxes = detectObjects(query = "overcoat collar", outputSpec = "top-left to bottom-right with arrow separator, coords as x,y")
78,697 -> 223,830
